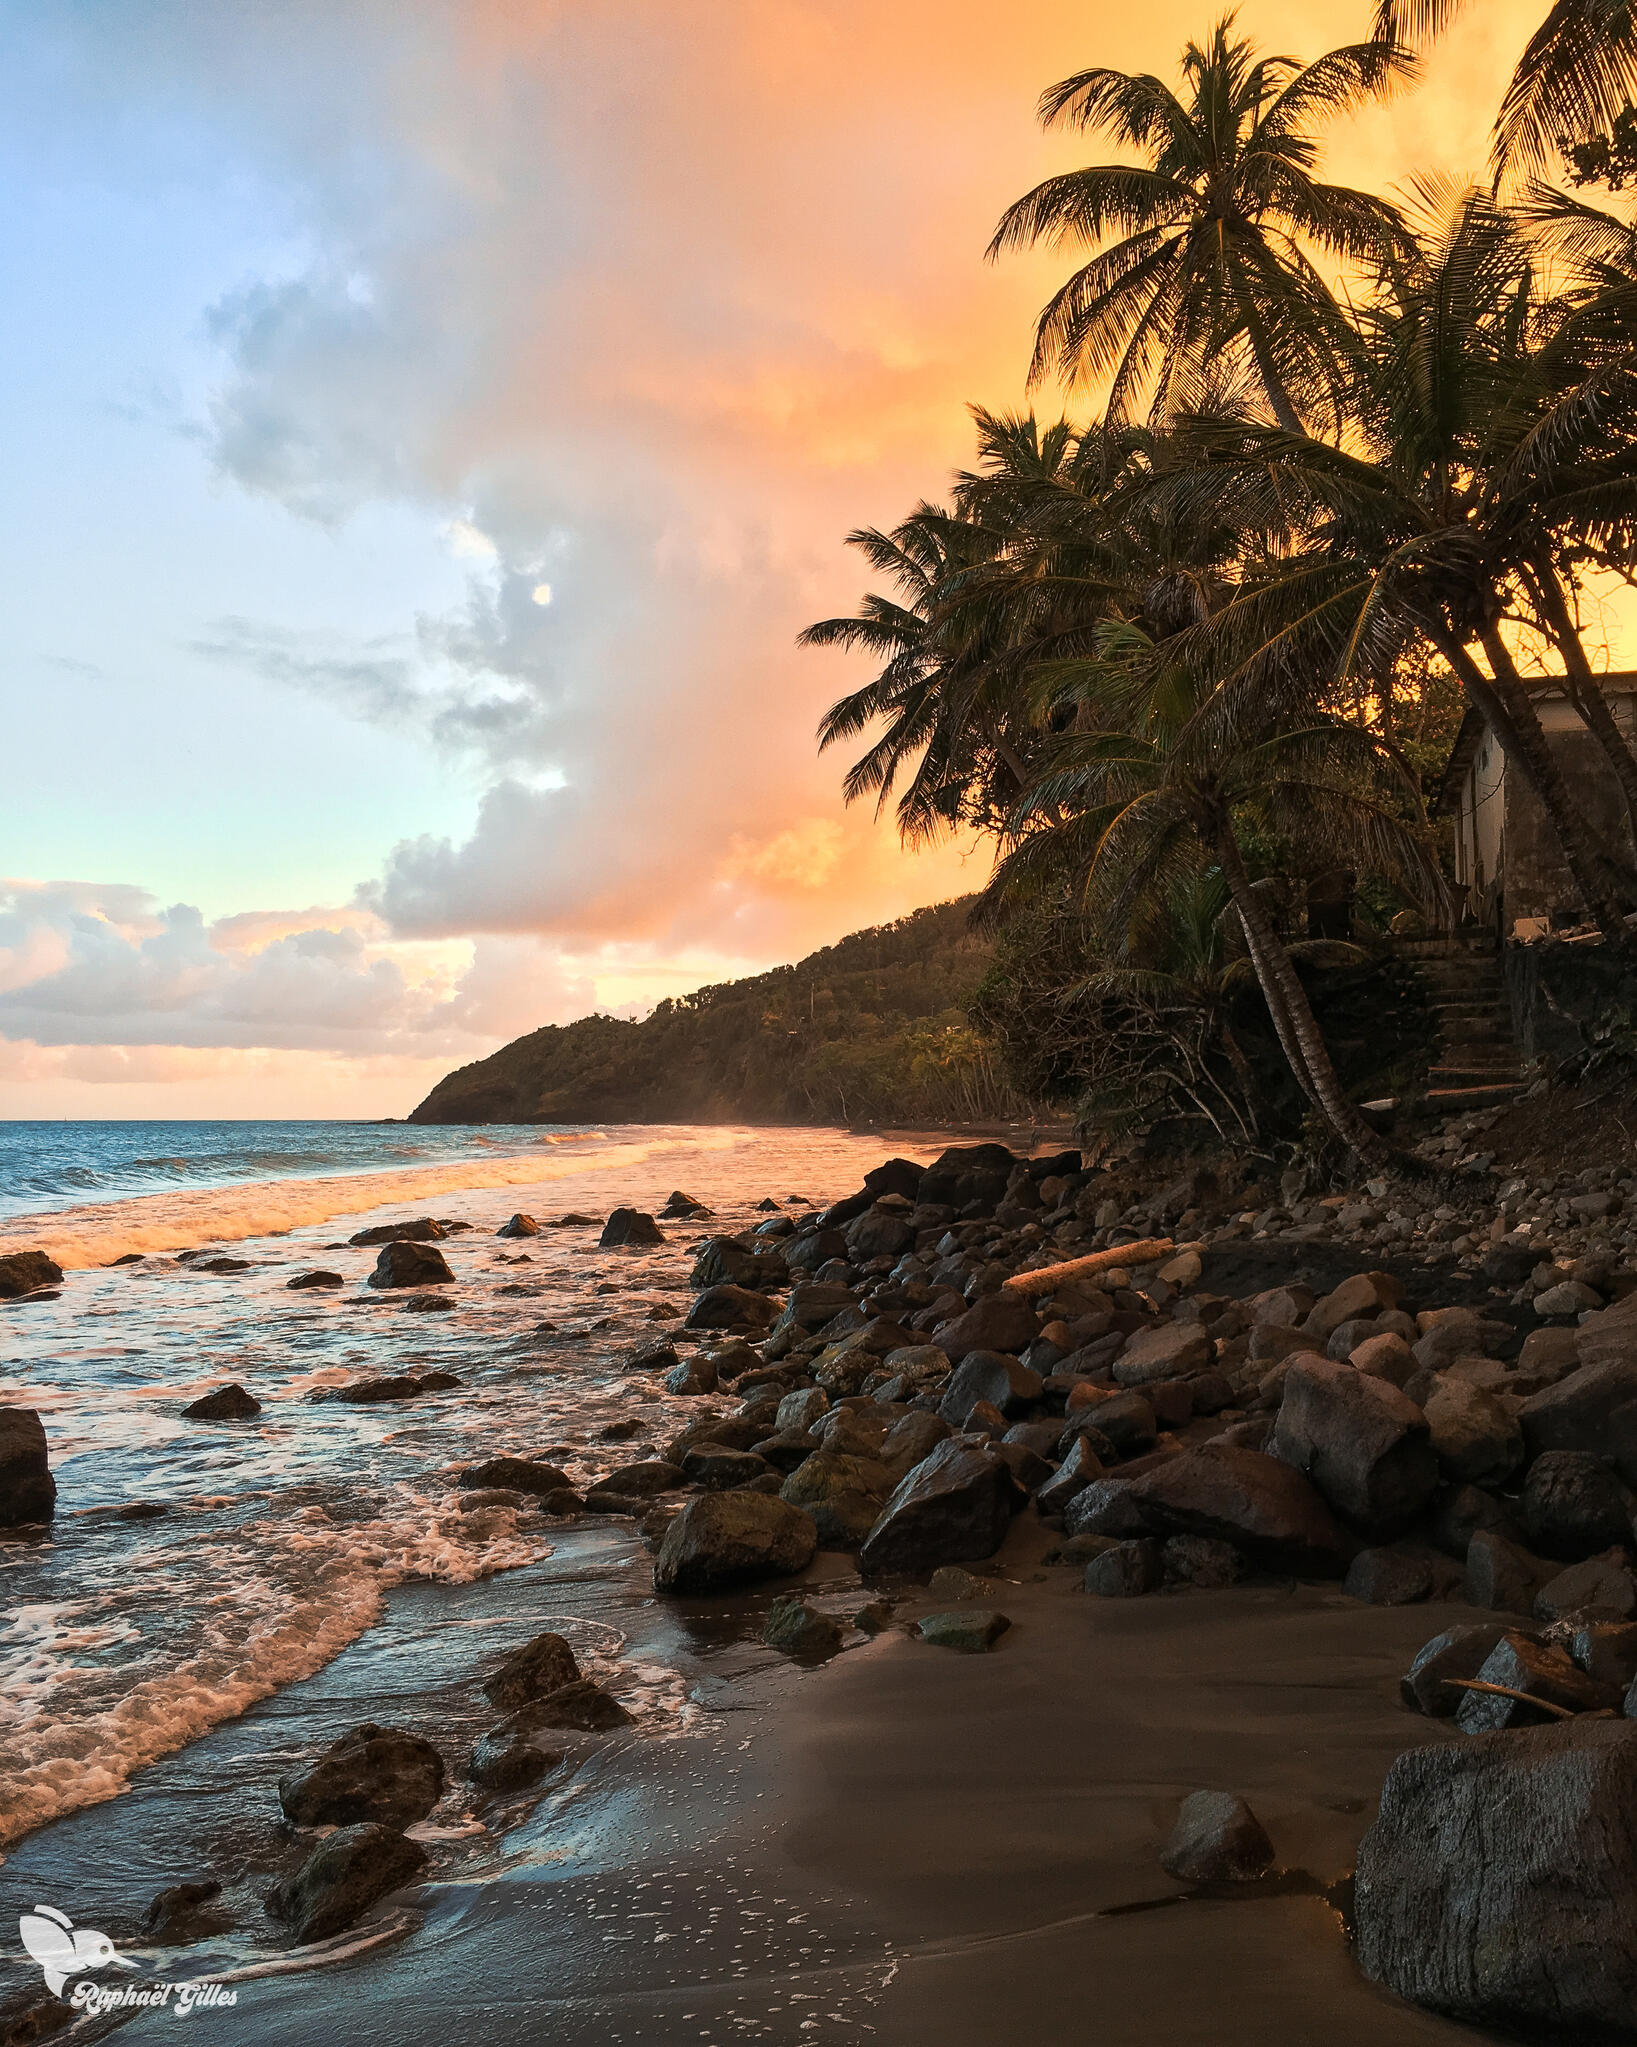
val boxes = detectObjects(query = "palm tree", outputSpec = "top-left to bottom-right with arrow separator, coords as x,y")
1373,0 -> 1637,181
1153,180 -> 1637,936
983,636 -> 1441,1164
988,15 -> 1414,431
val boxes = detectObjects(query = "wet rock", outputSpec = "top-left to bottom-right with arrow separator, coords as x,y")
1159,1790 -> 1274,1883
780,1451 -> 894,1551
653,1491 -> 818,1592
1422,1379 -> 1523,1488
762,1595 -> 843,1657
278,1723 -> 444,1829
181,1383 -> 261,1421
458,1456 -> 570,1497
1123,1447 -> 1349,1576
1163,1534 -> 1245,1589
626,1336 -> 681,1375
681,1444 -> 774,1490
0,1408 -> 55,1525
599,1208 -> 665,1249
1401,1622 -> 1522,1715
1271,1356 -> 1437,1540
467,1728 -> 562,1792
0,1251 -> 63,1301
663,1355 -> 718,1396
684,1285 -> 776,1332
349,1219 -> 445,1246
1522,1449 -> 1637,1560
496,1214 -> 540,1238
1355,1720 -> 1637,2035
142,1879 -> 231,1944
1533,1557 -> 1637,1624
1465,1529 -> 1547,1615
937,1350 -> 1043,1426
516,1679 -> 633,1730
1112,1322 -> 1211,1387
286,1270 -> 345,1291
1085,1539 -> 1163,1597
599,1460 -> 683,1499
932,1293 -> 1041,1363
858,1436 -> 1020,1579
265,1822 -> 428,1945
1453,1631 -> 1617,1732
367,1241 -> 454,1289
915,1608 -> 1011,1651
1345,1547 -> 1437,1605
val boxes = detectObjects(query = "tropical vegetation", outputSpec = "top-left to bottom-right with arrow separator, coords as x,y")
805,4 -> 1637,1168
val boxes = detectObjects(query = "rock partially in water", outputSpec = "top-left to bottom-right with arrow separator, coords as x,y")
513,1679 -> 633,1730
653,1491 -> 817,1593
458,1455 -> 571,1497
467,1728 -> 563,1792
0,1251 -> 63,1301
599,1208 -> 665,1248
496,1214 -> 540,1238
314,1371 -> 460,1404
481,1631 -> 581,1712
1355,1720 -> 1637,2036
265,1823 -> 428,1945
1160,1790 -> 1274,1883
0,1407 -> 55,1526
367,1241 -> 455,1289
278,1723 -> 444,1830
142,1879 -> 232,1945
763,1596 -> 844,1657
915,1608 -> 1011,1651
181,1383 -> 261,1422
286,1270 -> 345,1291
349,1219 -> 446,1246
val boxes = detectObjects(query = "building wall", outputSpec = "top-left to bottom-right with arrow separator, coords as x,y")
1501,693 -> 1637,927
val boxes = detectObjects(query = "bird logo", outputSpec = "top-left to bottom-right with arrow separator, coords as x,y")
19,1904 -> 135,1997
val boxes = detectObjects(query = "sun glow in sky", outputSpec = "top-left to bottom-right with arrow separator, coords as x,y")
0,0 -> 1547,1117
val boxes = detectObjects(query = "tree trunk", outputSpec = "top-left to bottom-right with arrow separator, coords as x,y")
1208,807 -> 1392,1166
1526,561 -> 1637,846
1428,620 -> 1628,939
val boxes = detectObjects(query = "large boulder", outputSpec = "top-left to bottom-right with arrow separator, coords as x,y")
932,1293 -> 1041,1364
367,1240 -> 454,1289
278,1724 -> 444,1830
684,1285 -> 777,1332
1354,1721 -> 1637,2035
1271,1356 -> 1438,1540
1520,1358 -> 1637,1490
688,1237 -> 785,1291
265,1823 -> 428,1945
599,1209 -> 664,1248
0,1251 -> 62,1299
481,1631 -> 581,1712
1123,1446 -> 1350,1576
0,1408 -> 55,1525
1422,1378 -> 1523,1488
653,1492 -> 816,1593
937,1350 -> 1043,1426
1521,1449 -> 1637,1560
918,1143 -> 1016,1212
1112,1322 -> 1212,1388
858,1436 -> 1021,1579
780,1452 -> 894,1550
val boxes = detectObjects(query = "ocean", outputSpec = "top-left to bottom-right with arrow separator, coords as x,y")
0,1120 -> 883,1852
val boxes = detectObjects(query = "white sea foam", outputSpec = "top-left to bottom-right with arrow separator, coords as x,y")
0,1129 -> 741,1269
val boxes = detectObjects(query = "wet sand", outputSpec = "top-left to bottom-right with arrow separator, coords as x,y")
0,1510 -> 1511,2046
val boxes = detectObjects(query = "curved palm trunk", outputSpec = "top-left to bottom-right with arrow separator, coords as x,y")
1206,806 -> 1392,1167
1526,562 -> 1637,845
1427,621 -> 1629,939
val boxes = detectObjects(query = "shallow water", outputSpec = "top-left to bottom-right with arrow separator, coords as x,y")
0,1124 -> 885,1850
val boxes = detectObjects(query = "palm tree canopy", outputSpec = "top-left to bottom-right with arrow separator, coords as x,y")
1373,0 -> 1637,181
989,14 -> 1415,430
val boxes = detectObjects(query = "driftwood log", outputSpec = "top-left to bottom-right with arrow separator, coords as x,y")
1001,1238 -> 1177,1296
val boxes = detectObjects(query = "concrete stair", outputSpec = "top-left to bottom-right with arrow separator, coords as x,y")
1399,937 -> 1525,1110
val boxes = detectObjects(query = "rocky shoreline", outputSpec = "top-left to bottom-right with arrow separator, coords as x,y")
6,1130 -> 1637,2039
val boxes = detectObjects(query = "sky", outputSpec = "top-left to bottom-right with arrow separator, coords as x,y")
0,0 -> 1546,1119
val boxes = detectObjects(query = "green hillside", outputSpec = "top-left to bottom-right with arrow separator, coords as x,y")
408,899 -> 1025,1127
